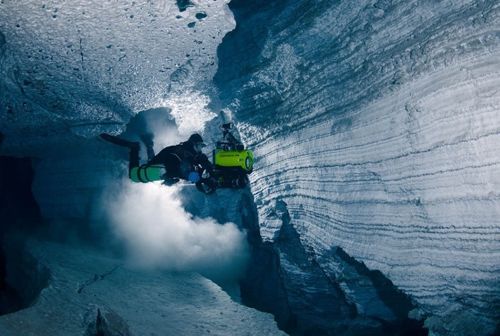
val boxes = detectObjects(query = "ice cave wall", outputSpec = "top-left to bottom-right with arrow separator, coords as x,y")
215,0 -> 500,334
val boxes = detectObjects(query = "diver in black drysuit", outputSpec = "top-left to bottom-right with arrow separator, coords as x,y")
101,133 -> 213,184
147,133 -> 213,183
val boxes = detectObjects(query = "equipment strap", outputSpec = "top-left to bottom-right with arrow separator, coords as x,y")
171,153 -> 182,162
137,165 -> 147,183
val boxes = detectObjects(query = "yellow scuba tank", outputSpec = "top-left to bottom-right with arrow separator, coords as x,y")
129,165 -> 166,183
214,148 -> 254,172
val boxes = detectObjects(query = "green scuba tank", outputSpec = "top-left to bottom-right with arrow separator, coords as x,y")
129,165 -> 166,183
214,149 -> 254,173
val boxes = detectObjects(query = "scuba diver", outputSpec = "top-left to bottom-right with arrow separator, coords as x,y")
100,132 -> 214,189
100,123 -> 254,194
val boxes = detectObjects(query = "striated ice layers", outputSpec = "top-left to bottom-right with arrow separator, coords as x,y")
215,0 -> 500,335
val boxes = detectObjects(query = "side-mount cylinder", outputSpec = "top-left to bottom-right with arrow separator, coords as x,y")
129,165 -> 166,183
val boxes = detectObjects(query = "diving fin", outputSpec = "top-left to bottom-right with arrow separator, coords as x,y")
100,133 -> 139,150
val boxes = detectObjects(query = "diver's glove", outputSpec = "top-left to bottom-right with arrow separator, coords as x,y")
201,169 -> 211,179
187,171 -> 201,183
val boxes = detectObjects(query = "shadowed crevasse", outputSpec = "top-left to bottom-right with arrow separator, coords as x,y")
0,30 -> 6,50
238,193 -> 427,335
0,156 -> 50,315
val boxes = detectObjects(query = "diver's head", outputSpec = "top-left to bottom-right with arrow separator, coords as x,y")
188,133 -> 206,153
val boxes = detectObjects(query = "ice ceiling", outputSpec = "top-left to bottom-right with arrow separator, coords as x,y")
0,0 -> 233,154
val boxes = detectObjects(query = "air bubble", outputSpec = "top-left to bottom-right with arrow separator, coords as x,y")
195,12 -> 207,20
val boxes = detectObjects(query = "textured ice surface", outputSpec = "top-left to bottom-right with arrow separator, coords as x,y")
0,241 -> 284,336
0,0 -> 234,154
215,0 -> 500,335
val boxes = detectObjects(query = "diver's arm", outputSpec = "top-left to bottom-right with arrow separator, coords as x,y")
195,153 -> 214,175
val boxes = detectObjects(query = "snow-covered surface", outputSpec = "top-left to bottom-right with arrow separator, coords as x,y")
0,240 -> 284,336
216,1 -> 500,335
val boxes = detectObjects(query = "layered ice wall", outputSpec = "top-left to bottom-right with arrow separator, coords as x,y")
215,0 -> 500,334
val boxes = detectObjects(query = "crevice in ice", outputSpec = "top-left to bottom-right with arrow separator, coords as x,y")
77,265 -> 121,295
322,247 -> 428,335
0,30 -> 5,53
238,194 -> 295,331
239,197 -> 428,335
0,155 -> 50,315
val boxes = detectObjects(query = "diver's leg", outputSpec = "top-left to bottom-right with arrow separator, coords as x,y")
129,143 -> 140,172
100,133 -> 139,148
140,133 -> 155,161
100,134 -> 140,175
